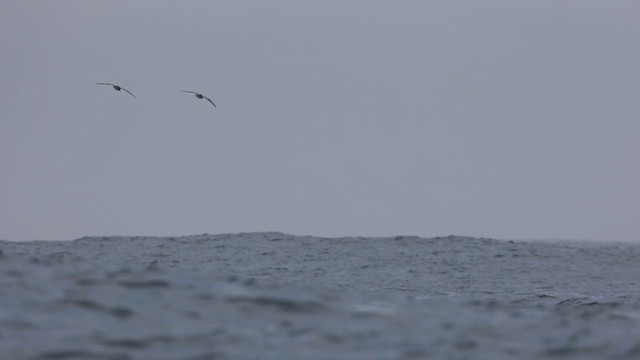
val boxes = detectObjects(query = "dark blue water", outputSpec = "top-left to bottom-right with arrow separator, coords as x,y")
1,233 -> 639,359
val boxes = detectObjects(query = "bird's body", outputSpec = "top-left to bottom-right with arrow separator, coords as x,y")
96,83 -> 137,99
181,90 -> 216,107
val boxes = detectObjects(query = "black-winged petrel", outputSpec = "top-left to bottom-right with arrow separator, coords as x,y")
96,83 -> 137,99
181,90 -> 217,108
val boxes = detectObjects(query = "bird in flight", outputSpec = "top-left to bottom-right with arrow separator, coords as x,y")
96,83 -> 137,99
181,90 -> 217,108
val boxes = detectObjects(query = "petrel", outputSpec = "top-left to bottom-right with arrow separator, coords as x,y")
181,90 -> 217,108
96,83 -> 137,99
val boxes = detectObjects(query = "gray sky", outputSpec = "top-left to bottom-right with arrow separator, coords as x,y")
1,0 -> 638,241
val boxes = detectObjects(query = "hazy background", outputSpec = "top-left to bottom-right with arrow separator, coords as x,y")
1,0 -> 638,241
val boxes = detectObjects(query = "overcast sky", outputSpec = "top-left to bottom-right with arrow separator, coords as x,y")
1,0 -> 638,241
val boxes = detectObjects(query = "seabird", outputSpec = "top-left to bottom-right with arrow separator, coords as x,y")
181,90 -> 217,108
96,83 -> 137,99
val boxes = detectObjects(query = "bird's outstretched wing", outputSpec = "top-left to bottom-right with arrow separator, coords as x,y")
121,87 -> 137,99
96,82 -> 115,86
181,90 -> 198,94
204,96 -> 217,108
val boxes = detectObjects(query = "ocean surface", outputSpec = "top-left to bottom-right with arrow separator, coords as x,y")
1,233 -> 639,359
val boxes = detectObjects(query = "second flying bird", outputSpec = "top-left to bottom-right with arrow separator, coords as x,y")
181,90 -> 217,108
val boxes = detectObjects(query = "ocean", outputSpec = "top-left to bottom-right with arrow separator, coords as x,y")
1,233 -> 639,359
